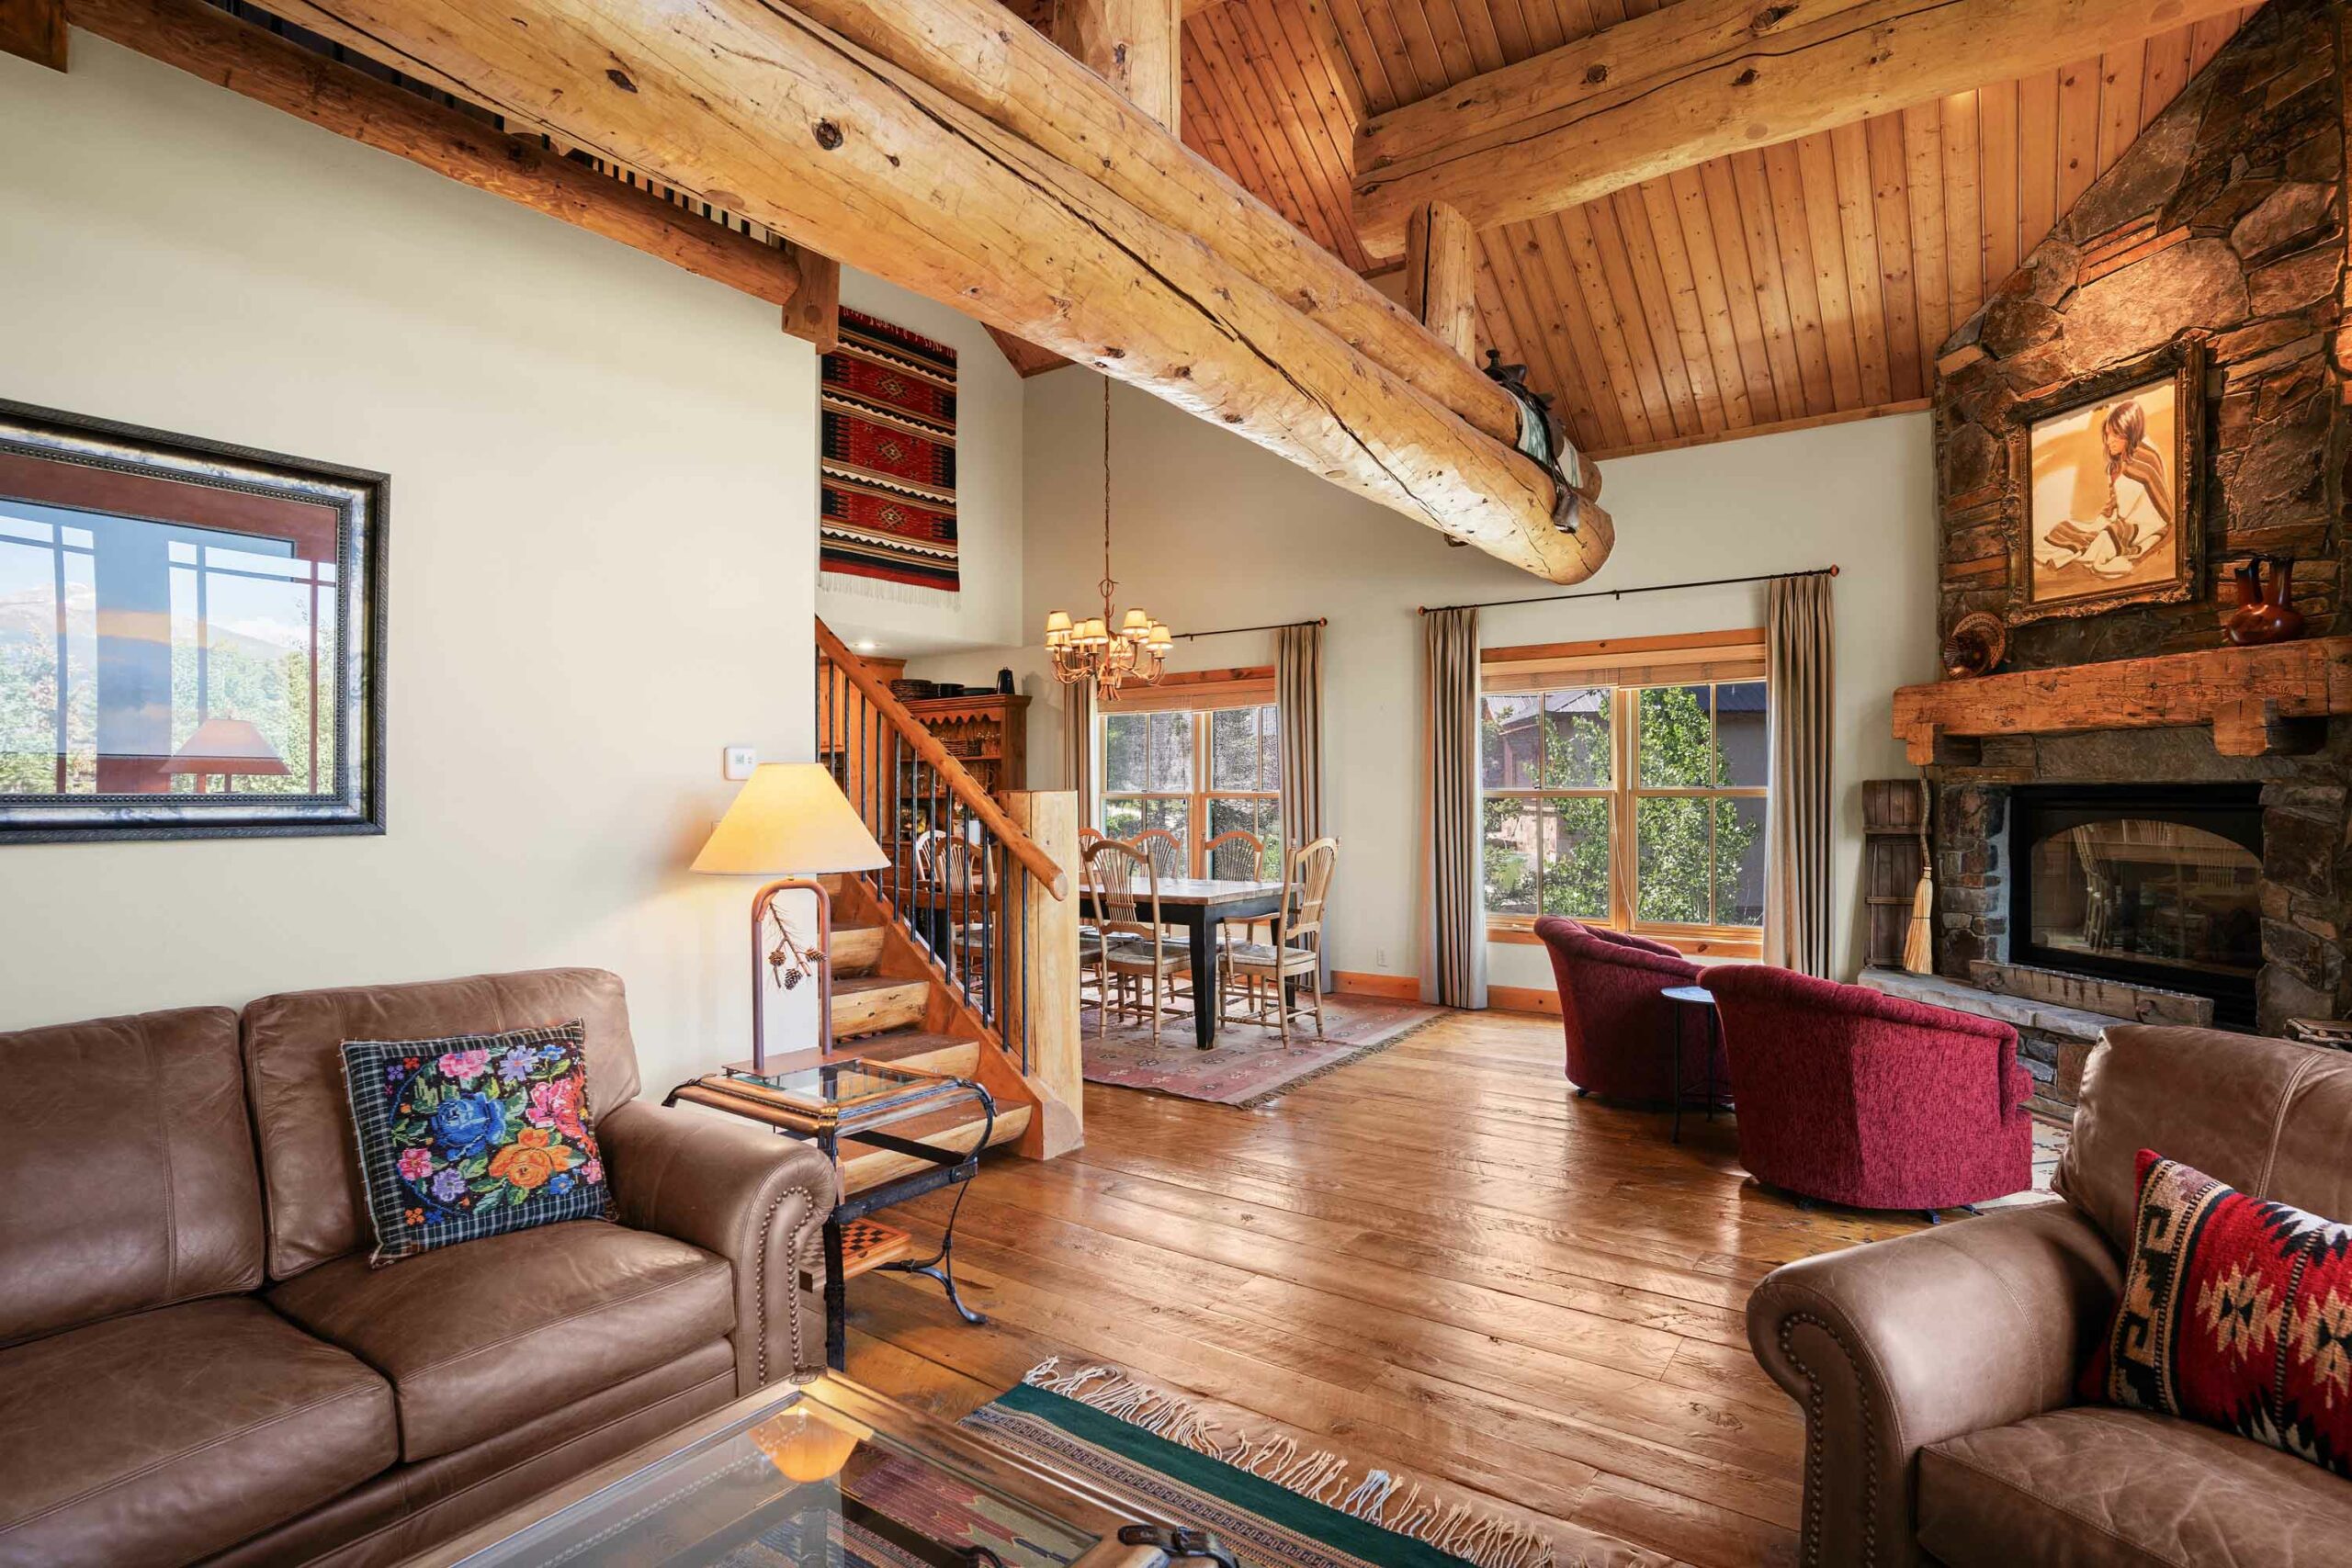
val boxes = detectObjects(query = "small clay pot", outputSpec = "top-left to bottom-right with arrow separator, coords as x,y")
1941,612 -> 2007,679
2226,555 -> 2306,647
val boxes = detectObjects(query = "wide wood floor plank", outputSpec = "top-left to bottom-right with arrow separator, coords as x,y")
838,1007 -> 1883,1568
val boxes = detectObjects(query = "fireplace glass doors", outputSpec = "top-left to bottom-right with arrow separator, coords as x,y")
2011,784 -> 2262,1025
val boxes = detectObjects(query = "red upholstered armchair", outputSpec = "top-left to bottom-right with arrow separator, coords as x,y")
1534,916 -> 1722,1104
1701,964 -> 2035,1217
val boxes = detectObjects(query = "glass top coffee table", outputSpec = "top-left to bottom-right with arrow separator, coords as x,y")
415,1375 -> 1209,1568
667,1060 -> 997,1371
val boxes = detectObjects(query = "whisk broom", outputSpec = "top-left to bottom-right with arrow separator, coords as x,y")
1902,776 -> 1936,974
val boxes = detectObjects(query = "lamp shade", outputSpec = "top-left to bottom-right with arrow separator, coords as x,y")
691,763 -> 888,876
164,717 -> 290,776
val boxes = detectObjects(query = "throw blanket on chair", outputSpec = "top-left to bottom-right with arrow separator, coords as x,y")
820,309 -> 959,599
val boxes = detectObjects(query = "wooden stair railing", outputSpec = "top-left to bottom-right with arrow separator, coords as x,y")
815,618 -> 1080,1162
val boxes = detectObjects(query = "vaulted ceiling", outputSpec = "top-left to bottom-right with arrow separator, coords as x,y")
1165,0 -> 2256,459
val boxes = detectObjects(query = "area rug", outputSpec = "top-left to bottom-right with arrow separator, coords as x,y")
820,309 -> 959,599
1080,995 -> 1445,1108
965,1362 -> 1548,1568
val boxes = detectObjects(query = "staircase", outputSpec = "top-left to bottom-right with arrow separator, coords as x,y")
746,905 -> 1034,1201
797,618 -> 1080,1219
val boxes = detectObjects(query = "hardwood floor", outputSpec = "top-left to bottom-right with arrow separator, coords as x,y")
846,1007 -> 1927,1568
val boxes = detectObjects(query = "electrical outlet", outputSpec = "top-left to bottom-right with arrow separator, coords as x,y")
1376,946 -> 1387,970
723,745 -> 757,781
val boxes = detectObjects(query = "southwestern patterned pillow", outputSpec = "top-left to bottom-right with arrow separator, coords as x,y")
2084,1148 -> 2352,1476
340,1021 -> 612,1266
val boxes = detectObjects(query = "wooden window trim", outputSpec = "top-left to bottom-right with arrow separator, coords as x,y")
1099,671 -> 1281,875
1480,633 -> 1769,952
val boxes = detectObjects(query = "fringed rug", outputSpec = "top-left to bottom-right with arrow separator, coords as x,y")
966,1362 -> 1551,1568
1080,996 -> 1446,1108
820,309 -> 959,601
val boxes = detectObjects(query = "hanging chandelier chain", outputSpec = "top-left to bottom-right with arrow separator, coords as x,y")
1040,376 -> 1172,695
1099,378 -> 1116,604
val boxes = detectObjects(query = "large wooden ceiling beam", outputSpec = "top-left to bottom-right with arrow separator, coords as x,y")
1353,0 -> 2251,261
0,0 -> 66,69
266,0 -> 1603,581
71,0 -> 814,319
794,0 -> 1525,451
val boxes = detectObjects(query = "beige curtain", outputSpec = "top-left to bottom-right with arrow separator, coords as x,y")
1764,572 -> 1835,976
1060,682 -> 1093,818
1276,624 -> 1323,870
1421,607 -> 1487,1010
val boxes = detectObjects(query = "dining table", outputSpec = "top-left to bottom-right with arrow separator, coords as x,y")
1081,876 -> 1286,1049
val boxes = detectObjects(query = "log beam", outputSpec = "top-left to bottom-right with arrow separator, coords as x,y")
1054,0 -> 1180,133
272,0 -> 1604,581
1353,0 -> 2251,260
71,0 -> 809,311
788,0 -> 1524,452
0,0 -> 65,70
1403,199 -> 1476,361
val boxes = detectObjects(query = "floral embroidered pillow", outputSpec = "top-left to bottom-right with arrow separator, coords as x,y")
340,1021 -> 611,1266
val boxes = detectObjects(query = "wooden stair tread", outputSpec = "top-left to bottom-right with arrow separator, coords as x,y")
831,974 -> 930,1038
840,1101 -> 1032,1196
830,925 -> 885,976
836,1218 -> 915,1280
752,1030 -> 978,1078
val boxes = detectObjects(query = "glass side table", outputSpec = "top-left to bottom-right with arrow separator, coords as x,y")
418,1375 -> 1212,1567
668,1060 -> 995,1370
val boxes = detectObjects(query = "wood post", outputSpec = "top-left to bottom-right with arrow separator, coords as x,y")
0,0 -> 65,72
1404,199 -> 1476,361
1053,0 -> 1180,134
781,243 -> 840,351
269,0 -> 1603,581
71,0 -> 811,311
1001,790 -> 1082,1161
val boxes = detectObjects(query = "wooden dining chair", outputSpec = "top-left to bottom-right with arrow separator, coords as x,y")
1219,836 -> 1340,1045
1202,828 -> 1266,881
1204,828 -> 1272,943
1084,838 -> 1191,1044
1127,828 -> 1185,884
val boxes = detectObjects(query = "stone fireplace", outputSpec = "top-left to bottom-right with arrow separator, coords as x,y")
1904,0 -> 2352,1101
1934,732 -> 2346,1037
2007,782 -> 2264,1026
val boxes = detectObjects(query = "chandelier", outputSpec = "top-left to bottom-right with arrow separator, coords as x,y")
1044,381 -> 1172,701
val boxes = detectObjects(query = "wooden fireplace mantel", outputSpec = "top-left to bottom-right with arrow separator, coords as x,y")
1893,637 -> 2352,764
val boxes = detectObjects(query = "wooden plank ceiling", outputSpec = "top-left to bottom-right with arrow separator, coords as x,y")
1169,0 -> 2255,460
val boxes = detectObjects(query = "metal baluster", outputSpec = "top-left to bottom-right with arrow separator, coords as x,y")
979,834 -> 995,1030
1018,862 -> 1031,1075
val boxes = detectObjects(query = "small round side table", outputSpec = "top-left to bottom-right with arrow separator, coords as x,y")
1659,984 -> 1728,1144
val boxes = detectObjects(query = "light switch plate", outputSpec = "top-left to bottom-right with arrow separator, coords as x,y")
723,745 -> 757,781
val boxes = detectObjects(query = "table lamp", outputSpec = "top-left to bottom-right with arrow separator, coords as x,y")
693,763 -> 889,1072
164,717 -> 290,793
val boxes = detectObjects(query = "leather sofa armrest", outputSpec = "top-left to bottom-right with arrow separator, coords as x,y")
598,1100 -> 838,1392
1747,1201 -> 2120,1568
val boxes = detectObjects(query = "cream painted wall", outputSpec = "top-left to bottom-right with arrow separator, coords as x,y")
917,371 -> 1940,991
0,35 -> 906,1089
817,274 -> 1024,657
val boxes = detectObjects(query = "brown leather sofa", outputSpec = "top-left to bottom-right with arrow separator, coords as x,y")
1747,1022 -> 2352,1566
0,968 -> 835,1568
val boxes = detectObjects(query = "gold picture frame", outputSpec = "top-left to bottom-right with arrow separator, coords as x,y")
2005,340 -> 2204,624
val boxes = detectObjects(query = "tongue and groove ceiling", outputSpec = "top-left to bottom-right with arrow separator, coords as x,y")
1108,0 -> 2256,459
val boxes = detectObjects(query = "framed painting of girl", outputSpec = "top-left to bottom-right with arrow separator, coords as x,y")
2005,339 -> 2205,623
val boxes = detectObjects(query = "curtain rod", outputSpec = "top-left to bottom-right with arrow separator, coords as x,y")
1171,616 -> 1328,640
1417,565 -> 1838,616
